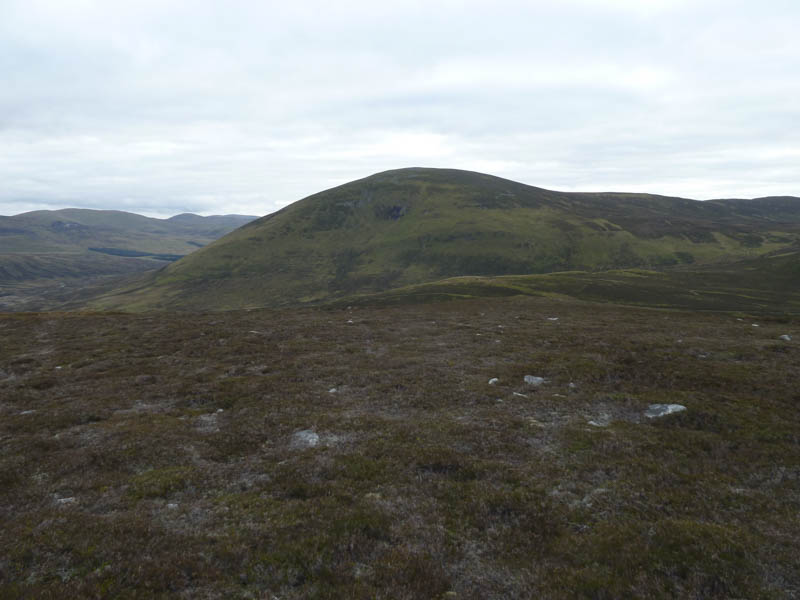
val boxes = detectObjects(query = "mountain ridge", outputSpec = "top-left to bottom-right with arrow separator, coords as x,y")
87,167 -> 800,312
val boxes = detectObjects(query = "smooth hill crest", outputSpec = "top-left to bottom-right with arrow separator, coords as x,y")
87,167 -> 800,312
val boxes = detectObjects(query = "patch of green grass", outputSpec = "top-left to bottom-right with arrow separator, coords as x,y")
127,466 -> 198,500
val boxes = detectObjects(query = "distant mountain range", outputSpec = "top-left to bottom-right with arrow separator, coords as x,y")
0,209 -> 257,310
84,168 -> 800,313
0,209 -> 257,282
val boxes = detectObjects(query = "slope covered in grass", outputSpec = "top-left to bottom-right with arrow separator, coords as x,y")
336,249 -> 800,315
1,297 -> 799,597
89,168 -> 800,311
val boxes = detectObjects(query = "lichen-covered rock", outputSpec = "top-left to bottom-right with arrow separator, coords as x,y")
644,404 -> 686,419
290,429 -> 319,449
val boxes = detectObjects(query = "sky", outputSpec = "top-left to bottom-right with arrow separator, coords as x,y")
1,0 -> 798,218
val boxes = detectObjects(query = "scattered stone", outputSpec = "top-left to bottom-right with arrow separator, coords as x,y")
568,382 -> 577,390
547,317 -> 559,321
55,366 -> 63,370
290,429 -> 319,449
524,375 -> 545,387
167,503 -> 179,510
216,408 -> 224,413
644,404 -> 686,419
751,323 -> 760,327
19,410 -> 35,415
488,378 -> 499,385
196,413 -> 219,433
780,334 -> 792,341
512,392 -> 528,398
588,413 -> 612,427
135,375 -> 155,385
347,319 -> 354,324
55,497 -> 76,506
328,387 -> 338,393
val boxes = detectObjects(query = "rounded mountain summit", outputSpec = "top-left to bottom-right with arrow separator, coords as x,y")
93,167 -> 800,311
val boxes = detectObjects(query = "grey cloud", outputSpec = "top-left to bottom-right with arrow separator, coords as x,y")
0,0 -> 798,218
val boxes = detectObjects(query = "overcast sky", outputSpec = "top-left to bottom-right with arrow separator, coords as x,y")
1,0 -> 798,218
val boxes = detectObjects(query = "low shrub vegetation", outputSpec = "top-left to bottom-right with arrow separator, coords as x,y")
0,296 -> 798,597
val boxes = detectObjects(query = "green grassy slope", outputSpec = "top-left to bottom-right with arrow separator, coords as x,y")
335,249 -> 800,315
90,167 -> 800,311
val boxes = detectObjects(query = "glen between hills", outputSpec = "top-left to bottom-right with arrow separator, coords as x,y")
89,167 -> 800,312
0,210 -> 256,311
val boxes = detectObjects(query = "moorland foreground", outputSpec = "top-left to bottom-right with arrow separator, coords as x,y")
2,296 -> 799,598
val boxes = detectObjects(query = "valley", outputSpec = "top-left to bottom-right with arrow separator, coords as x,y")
0,210 -> 257,311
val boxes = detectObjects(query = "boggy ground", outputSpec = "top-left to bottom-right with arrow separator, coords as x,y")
1,297 -> 799,599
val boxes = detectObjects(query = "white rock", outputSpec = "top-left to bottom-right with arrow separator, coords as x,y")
19,410 -> 35,415
644,404 -> 686,419
347,319 -> 354,324
752,323 -> 760,327
568,382 -> 577,390
290,429 -> 320,449
196,413 -> 219,433
513,392 -> 528,398
488,378 -> 499,385
328,387 -> 338,393
780,334 -> 792,341
588,415 -> 611,427
56,497 -> 76,505
547,317 -> 559,321
524,375 -> 545,386
167,503 -> 179,510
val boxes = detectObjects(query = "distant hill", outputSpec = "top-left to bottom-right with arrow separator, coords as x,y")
0,209 -> 257,310
87,168 -> 800,312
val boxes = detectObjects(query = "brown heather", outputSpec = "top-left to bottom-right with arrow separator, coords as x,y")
1,296 -> 799,598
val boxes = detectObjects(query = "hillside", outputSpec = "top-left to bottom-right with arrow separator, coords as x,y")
89,168 -> 800,312
0,209 -> 257,310
334,249 -> 800,315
